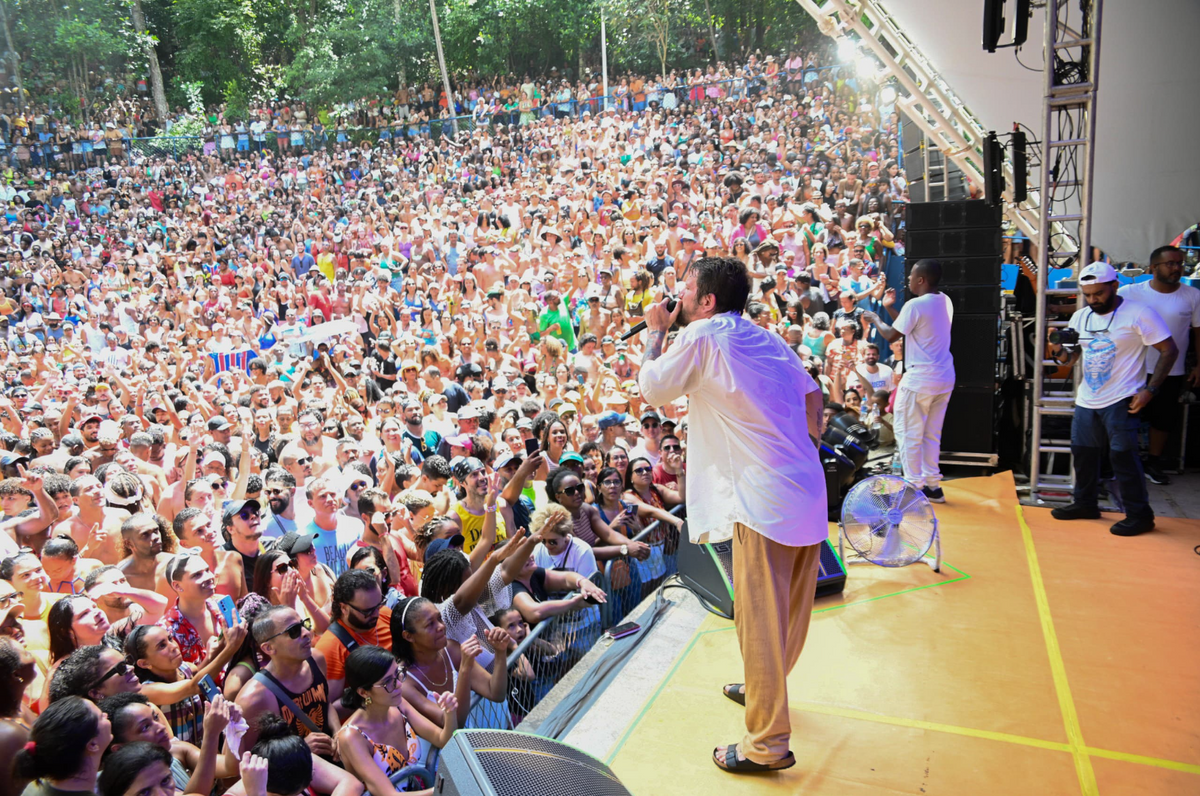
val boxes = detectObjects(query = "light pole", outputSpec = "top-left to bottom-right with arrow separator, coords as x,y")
427,0 -> 458,135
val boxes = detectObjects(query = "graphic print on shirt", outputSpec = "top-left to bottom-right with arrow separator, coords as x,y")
1083,333 -> 1117,391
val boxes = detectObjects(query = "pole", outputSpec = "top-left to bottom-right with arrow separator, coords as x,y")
0,2 -> 23,111
428,0 -> 458,136
600,8 -> 609,110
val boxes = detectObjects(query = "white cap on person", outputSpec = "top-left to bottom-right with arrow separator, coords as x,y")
1078,262 -> 1118,284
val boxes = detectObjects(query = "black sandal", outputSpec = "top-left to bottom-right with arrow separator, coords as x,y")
712,744 -> 796,773
722,683 -> 746,706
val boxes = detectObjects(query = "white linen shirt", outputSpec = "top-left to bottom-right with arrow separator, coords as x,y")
638,312 -> 827,547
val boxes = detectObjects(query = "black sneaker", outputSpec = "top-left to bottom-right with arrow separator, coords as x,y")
1143,459 -> 1171,486
1110,516 -> 1155,536
922,486 -> 945,503
1050,503 -> 1101,521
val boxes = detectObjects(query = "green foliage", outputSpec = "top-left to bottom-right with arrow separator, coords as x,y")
1,0 -> 817,115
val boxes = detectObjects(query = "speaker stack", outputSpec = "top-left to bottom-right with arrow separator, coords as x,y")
904,200 -> 1003,458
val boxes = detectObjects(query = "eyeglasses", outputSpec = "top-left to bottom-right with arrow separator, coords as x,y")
273,561 -> 291,576
661,444 -> 681,452
600,478 -> 623,488
641,421 -> 659,429
294,456 -> 312,466
265,617 -> 313,641
237,507 -> 258,521
376,668 -> 408,694
558,484 -> 585,497
632,467 -> 653,475
90,660 -> 130,691
348,596 -> 386,617
0,591 -> 19,608
350,481 -> 368,491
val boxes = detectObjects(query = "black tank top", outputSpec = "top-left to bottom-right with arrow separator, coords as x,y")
259,658 -> 332,737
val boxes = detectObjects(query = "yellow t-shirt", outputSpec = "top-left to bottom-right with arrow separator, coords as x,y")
453,503 -> 507,553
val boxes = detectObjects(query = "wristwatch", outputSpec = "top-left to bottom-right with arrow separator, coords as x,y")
1145,384 -> 1159,395
620,544 -> 629,557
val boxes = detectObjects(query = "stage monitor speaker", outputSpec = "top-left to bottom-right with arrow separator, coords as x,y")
678,537 -> 847,618
906,200 -> 1002,232
434,730 -> 633,796
942,385 -> 998,454
950,313 -> 1000,388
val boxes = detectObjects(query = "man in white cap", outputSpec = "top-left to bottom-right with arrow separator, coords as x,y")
1117,245 -> 1200,485
1049,261 -> 1176,536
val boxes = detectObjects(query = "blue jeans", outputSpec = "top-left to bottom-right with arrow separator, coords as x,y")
1071,399 -> 1152,520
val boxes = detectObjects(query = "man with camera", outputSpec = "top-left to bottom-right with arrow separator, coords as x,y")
1049,262 -> 1177,536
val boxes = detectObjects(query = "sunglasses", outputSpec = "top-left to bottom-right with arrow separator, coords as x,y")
266,617 -> 313,641
273,561 -> 292,576
90,660 -> 130,690
641,421 -> 659,429
294,456 -> 312,466
348,596 -> 386,617
632,467 -> 653,475
558,484 -> 586,498
661,444 -> 682,452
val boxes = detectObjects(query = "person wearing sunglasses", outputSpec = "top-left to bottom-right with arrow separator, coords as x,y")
48,644 -> 141,704
234,605 -> 338,761
544,469 -> 650,565
623,455 -> 685,516
313,570 -> 393,708
251,548 -> 330,637
628,409 -> 665,466
337,644 -> 458,793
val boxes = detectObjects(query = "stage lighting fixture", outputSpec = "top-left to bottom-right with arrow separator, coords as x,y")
983,0 -> 1005,53
837,38 -> 857,62
879,86 -> 897,105
855,55 -> 878,79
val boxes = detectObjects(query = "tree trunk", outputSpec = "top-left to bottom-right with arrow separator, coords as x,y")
703,0 -> 720,61
0,3 -> 23,111
129,0 -> 168,122
393,0 -> 401,26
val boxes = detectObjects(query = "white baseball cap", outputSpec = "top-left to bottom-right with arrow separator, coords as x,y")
1078,262 -> 1118,284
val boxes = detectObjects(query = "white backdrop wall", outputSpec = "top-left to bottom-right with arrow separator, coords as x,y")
879,0 -> 1200,263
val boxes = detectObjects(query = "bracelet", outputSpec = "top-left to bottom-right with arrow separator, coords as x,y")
484,504 -> 497,513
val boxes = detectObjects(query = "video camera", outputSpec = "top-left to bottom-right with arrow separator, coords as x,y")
1048,328 -> 1080,348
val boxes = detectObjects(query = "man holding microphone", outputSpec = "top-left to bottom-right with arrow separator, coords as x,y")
638,256 -> 826,774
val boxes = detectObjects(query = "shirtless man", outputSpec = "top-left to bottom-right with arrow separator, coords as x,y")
116,512 -> 174,593
164,507 -> 246,602
85,564 -> 169,629
53,475 -> 125,564
281,411 -> 336,478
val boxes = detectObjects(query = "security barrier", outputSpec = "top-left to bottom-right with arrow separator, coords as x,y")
462,505 -> 684,732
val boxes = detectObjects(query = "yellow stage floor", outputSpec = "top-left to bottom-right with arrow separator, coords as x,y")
603,473 -> 1200,795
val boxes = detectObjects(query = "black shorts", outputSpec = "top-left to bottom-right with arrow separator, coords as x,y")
1142,374 -> 1185,433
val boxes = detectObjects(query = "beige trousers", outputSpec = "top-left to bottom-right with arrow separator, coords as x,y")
731,522 -> 822,763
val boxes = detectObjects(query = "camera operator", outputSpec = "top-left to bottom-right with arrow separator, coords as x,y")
1049,263 -> 1177,536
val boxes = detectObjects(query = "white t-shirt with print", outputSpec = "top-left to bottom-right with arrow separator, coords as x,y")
892,292 -> 955,395
1118,281 -> 1200,376
1067,299 -> 1171,410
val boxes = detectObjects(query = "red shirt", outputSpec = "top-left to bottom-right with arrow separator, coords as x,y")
308,291 -> 333,321
159,598 -> 225,667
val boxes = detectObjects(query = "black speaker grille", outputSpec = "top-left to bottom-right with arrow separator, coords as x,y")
941,284 -> 1002,315
465,739 -> 632,796
942,386 -> 997,453
907,228 -> 1002,259
712,540 -> 733,584
949,314 -> 999,388
906,201 -> 1001,231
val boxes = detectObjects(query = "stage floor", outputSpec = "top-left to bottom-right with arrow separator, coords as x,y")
601,472 -> 1200,795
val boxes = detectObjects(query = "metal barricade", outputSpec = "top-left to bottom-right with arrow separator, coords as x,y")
600,505 -> 684,629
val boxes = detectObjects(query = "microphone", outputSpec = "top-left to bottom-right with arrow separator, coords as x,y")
621,299 -> 677,341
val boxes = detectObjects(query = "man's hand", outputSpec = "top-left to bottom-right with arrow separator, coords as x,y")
882,288 -> 896,308
643,297 -> 681,334
1189,367 -> 1200,389
303,732 -> 336,758
1128,388 -> 1154,414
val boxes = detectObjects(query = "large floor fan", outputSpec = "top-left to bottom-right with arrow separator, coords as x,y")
839,475 -> 940,571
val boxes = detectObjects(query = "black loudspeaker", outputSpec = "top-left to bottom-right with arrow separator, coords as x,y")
906,201 -> 1002,232
982,131 -> 1004,206
1011,130 -> 1028,203
929,255 -> 1002,287
941,284 -> 1002,315
942,385 -> 998,454
435,730 -> 632,796
949,314 -> 1000,387
907,227 -> 1002,260
678,537 -> 847,619
983,0 -> 1005,52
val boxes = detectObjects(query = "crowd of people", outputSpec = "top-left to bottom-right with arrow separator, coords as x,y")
0,41 -> 917,796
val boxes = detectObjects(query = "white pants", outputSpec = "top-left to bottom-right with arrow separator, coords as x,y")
893,386 -> 951,489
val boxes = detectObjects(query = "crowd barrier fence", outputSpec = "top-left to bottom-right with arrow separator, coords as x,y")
462,504 -> 685,733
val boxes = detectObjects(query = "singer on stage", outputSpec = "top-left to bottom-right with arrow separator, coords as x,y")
637,256 -> 828,774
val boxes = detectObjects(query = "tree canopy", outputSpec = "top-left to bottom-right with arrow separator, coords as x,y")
0,0 -> 816,117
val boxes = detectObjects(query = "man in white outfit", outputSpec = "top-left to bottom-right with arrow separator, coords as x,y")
864,259 -> 955,503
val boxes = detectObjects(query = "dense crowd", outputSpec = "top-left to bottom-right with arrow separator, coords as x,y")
0,45 -> 910,796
